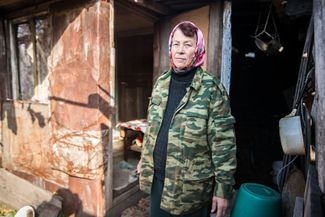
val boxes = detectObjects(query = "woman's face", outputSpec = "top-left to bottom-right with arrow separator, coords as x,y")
171,29 -> 197,69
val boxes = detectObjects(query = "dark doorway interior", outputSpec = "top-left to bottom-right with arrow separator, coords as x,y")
231,1 -> 311,189
116,34 -> 153,122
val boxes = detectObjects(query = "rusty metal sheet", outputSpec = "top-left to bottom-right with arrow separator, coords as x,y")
50,127 -> 108,179
48,1 -> 112,216
49,7 -> 111,131
1,101 -> 69,186
49,0 -> 111,180
69,176 -> 105,217
1,1 -> 113,216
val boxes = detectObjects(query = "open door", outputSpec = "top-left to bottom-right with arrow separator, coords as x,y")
110,2 -> 232,216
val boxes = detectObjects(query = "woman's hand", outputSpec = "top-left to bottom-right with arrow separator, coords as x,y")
211,196 -> 229,217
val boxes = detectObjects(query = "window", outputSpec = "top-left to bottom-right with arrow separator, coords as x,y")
11,16 -> 51,101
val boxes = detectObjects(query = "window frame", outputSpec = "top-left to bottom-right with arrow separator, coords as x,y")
9,11 -> 50,102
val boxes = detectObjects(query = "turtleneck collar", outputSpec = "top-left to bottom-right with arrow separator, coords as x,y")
172,67 -> 197,82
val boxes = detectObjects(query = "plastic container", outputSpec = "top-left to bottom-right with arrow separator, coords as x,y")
231,183 -> 281,217
15,205 -> 35,217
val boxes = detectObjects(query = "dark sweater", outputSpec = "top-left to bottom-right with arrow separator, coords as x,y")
153,68 -> 197,180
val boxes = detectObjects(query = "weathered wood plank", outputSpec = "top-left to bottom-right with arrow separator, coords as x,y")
0,20 -> 8,100
0,168 -> 52,209
153,22 -> 161,84
126,0 -> 173,16
303,165 -> 323,217
220,1 -> 232,93
207,1 -> 223,79
108,184 -> 147,217
112,184 -> 140,207
314,0 -> 325,196
159,18 -> 172,75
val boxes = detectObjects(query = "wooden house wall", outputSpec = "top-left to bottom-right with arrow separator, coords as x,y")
313,0 -> 325,212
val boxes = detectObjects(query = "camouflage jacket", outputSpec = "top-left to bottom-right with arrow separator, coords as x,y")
139,67 -> 236,215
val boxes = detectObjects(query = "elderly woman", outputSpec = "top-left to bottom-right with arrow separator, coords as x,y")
138,21 -> 236,217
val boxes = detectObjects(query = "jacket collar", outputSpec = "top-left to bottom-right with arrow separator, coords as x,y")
161,67 -> 203,91
190,67 -> 203,91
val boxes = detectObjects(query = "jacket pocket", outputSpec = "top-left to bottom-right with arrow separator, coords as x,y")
184,114 -> 207,139
183,114 -> 209,157
181,175 -> 214,204
181,157 -> 214,204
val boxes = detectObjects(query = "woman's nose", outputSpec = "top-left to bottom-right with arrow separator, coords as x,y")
176,45 -> 185,53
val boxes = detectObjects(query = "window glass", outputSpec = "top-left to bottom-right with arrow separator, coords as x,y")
16,23 -> 34,100
15,17 -> 50,101
35,18 -> 50,101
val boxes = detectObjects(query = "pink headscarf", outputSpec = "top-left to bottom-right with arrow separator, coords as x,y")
168,21 -> 206,71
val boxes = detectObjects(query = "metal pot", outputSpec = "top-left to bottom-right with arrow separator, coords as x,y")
279,116 -> 305,155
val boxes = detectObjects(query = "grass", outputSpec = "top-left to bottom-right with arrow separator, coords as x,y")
0,203 -> 16,217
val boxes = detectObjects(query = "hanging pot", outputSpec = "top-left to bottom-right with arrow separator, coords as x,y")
253,31 -> 274,52
252,4 -> 284,54
279,115 -> 305,155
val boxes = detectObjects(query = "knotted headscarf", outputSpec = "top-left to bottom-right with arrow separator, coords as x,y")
168,21 -> 206,72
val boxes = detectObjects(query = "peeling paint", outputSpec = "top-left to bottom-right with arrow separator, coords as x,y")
51,128 -> 108,179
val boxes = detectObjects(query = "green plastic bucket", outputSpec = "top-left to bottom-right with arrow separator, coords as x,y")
231,183 -> 281,217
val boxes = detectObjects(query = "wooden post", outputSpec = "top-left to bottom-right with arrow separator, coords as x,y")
0,20 -> 8,100
220,1 -> 232,93
207,1 -> 232,93
314,0 -> 325,196
152,21 -> 161,84
207,1 -> 223,79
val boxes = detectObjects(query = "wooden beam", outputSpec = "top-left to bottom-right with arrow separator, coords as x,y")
2,0 -> 60,20
127,0 -> 173,16
207,1 -> 223,79
0,168 -> 53,209
116,27 -> 153,38
152,21 -> 161,84
0,0 -> 22,7
115,0 -> 159,22
220,1 -> 232,93
314,0 -> 325,195
152,17 -> 171,83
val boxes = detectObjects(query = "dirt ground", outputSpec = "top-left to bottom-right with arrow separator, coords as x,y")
121,196 -> 150,217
